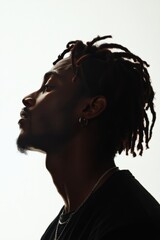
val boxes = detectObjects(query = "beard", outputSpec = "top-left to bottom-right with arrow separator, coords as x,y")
16,130 -> 72,154
16,132 -> 45,154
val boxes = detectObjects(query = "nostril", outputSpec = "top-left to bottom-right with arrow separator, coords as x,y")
22,97 -> 35,107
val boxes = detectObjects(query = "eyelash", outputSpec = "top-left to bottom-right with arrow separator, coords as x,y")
42,84 -> 55,93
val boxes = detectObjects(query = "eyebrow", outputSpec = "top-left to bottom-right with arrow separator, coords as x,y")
42,71 -> 61,85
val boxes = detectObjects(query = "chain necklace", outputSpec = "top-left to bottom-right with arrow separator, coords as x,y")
54,166 -> 119,240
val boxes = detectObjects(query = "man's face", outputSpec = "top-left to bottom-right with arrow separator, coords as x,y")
17,57 -> 88,153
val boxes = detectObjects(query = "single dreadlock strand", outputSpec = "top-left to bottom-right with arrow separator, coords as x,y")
66,41 -> 78,48
130,131 -> 137,157
137,140 -> 143,155
53,44 -> 75,65
125,132 -> 132,156
148,104 -> 156,141
137,120 -> 145,152
111,51 -> 149,68
53,48 -> 70,65
86,35 -> 112,47
99,44 -> 149,68
99,43 -> 131,53
143,111 -> 149,148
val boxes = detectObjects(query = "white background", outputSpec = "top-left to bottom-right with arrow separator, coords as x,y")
0,0 -> 160,239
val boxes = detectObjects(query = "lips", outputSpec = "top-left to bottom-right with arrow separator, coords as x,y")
18,108 -> 30,128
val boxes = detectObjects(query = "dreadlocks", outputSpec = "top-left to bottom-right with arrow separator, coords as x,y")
53,35 -> 156,157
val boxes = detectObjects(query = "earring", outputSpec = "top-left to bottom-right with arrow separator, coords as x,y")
78,117 -> 88,127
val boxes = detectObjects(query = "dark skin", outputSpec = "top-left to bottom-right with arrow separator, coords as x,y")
18,57 -> 116,212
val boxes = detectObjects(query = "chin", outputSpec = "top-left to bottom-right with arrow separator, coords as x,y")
17,131 -> 69,155
16,133 -> 29,153
16,132 -> 46,154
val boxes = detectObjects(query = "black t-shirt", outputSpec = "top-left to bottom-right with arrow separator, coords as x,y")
41,170 -> 160,240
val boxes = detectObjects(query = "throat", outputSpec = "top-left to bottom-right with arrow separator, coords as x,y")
45,153 -> 118,213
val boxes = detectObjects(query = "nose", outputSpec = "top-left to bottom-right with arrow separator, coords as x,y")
22,96 -> 36,107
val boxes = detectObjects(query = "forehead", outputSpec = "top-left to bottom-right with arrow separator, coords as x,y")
43,57 -> 73,83
53,57 -> 72,72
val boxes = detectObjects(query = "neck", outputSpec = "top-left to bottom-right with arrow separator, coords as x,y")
45,132 -> 117,212
45,154 -> 117,212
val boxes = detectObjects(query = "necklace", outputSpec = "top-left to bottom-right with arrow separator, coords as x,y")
54,166 -> 119,240
59,210 -> 74,225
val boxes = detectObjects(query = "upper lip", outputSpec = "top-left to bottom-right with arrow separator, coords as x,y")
20,108 -> 30,119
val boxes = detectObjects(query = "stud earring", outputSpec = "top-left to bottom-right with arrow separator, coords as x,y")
78,117 -> 88,127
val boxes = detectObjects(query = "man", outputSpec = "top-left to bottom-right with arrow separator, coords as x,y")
17,35 -> 160,239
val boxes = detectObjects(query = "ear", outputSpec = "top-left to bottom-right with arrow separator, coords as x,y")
82,96 -> 107,119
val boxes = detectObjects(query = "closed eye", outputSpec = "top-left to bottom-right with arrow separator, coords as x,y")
42,84 -> 56,93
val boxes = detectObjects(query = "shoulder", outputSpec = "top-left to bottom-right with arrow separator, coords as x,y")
91,223 -> 160,240
86,170 -> 160,235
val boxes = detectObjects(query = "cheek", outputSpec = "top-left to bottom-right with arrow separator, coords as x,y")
30,86 -> 83,136
30,96 -> 76,135
30,97 -> 55,134
47,103 -> 77,134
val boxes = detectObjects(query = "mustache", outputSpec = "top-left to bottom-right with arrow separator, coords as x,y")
20,107 -> 31,119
